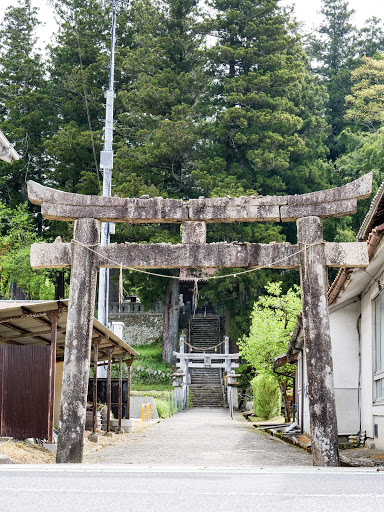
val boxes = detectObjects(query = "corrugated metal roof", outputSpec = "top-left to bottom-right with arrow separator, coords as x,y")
357,180 -> 384,241
0,299 -> 139,361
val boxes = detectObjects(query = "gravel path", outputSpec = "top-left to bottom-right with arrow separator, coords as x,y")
85,408 -> 312,466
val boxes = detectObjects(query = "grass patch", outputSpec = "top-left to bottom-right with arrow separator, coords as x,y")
131,342 -> 172,373
131,383 -> 173,392
130,342 -> 174,386
128,343 -> 176,418
131,389 -> 170,399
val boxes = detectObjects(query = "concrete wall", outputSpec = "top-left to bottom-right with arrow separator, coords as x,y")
108,313 -> 163,346
54,361 -> 64,429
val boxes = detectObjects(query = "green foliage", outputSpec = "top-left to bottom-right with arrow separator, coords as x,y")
345,54 -> 384,130
239,281 -> 300,421
131,383 -> 173,392
196,0 -> 330,198
239,282 -> 301,375
0,203 -> 55,299
308,0 -> 357,159
251,373 -> 280,420
46,0 -> 123,198
0,0 -> 53,210
130,342 -> 173,385
153,398 -> 170,418
356,17 -> 384,58
115,0 -> 205,199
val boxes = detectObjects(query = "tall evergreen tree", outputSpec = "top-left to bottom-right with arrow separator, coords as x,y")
308,0 -> 357,160
0,0 -> 52,210
115,0 -> 206,199
357,17 -> 384,58
345,54 -> 384,131
193,0 -> 330,199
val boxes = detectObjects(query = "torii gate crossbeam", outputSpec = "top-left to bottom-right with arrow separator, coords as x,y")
27,173 -> 372,466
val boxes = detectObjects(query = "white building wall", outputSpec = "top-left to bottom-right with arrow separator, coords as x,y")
329,299 -> 361,434
360,283 -> 377,441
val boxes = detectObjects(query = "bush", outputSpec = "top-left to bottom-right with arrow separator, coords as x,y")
154,398 -> 169,419
251,374 -> 280,419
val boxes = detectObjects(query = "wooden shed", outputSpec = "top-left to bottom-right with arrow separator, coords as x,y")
0,299 -> 138,441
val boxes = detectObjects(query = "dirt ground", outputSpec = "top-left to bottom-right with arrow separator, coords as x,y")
0,440 -> 55,464
0,420 -> 157,464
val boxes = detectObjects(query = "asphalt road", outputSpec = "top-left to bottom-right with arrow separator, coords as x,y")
0,466 -> 383,512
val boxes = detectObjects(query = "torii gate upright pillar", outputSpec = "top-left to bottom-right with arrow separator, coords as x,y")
298,216 -> 339,466
56,218 -> 100,463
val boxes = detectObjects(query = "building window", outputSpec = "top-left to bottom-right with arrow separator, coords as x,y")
374,292 -> 384,401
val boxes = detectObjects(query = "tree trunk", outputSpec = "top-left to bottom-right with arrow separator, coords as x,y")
279,380 -> 291,423
162,270 -> 180,364
54,270 -> 65,300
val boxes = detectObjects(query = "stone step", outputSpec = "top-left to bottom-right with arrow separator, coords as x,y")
190,389 -> 222,394
191,380 -> 222,384
190,401 -> 223,407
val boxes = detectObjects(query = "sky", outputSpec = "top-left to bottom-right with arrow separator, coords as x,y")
3,0 -> 384,48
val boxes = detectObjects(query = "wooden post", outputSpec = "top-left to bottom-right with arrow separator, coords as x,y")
46,309 -> 62,443
125,359 -> 132,420
106,347 -> 114,434
92,339 -> 102,434
56,218 -> 100,463
297,216 -> 340,466
117,354 -> 124,432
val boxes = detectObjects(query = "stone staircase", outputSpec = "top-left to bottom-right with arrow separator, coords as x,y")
189,316 -> 220,352
188,316 -> 224,408
190,368 -> 224,407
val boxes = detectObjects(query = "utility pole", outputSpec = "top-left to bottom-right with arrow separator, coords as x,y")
98,0 -> 118,327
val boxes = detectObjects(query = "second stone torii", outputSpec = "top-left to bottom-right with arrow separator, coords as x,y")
28,172 -> 372,466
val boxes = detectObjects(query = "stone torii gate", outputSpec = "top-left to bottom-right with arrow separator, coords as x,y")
28,173 -> 372,466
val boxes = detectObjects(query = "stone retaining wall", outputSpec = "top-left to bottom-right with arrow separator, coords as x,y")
109,313 -> 163,345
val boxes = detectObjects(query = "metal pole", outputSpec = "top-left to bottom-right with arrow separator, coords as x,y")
47,310 -> 61,443
98,0 -> 117,327
126,360 -> 132,420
